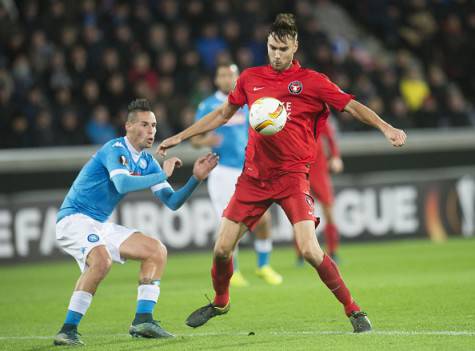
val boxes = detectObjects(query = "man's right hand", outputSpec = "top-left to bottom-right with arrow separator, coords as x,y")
162,157 -> 183,178
383,126 -> 407,147
156,135 -> 183,157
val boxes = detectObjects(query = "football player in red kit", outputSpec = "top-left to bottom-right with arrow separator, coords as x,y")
157,13 -> 406,333
296,119 -> 343,264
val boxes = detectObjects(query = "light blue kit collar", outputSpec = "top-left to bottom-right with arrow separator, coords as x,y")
124,136 -> 143,163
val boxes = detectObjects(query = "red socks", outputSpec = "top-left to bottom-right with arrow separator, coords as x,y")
324,223 -> 339,256
211,257 -> 233,307
316,254 -> 360,316
212,251 -> 359,316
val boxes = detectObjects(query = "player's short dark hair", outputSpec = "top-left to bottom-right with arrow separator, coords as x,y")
269,13 -> 298,42
127,98 -> 152,121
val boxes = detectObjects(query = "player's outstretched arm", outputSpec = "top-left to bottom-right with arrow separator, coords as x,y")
156,102 -> 239,157
343,99 -> 407,147
111,171 -> 168,194
110,157 -> 182,195
153,153 -> 219,210
190,133 -> 223,148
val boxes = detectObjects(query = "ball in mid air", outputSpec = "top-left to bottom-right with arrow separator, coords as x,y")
249,97 -> 287,136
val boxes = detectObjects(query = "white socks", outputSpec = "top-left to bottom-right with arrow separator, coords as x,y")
255,238 -> 272,253
68,291 -> 93,315
137,284 -> 160,302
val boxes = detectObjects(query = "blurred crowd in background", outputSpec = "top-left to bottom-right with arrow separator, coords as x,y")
0,0 -> 474,149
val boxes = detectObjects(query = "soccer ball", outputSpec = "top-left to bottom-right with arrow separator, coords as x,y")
249,97 -> 287,136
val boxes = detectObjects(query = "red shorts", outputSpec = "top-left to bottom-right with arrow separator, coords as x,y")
308,158 -> 334,206
223,172 -> 319,231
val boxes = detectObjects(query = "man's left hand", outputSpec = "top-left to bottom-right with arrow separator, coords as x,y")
193,153 -> 219,180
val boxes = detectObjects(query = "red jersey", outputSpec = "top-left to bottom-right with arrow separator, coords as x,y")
228,60 -> 352,179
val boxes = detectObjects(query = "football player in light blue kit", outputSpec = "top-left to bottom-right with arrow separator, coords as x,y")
53,99 -> 218,346
191,63 -> 282,287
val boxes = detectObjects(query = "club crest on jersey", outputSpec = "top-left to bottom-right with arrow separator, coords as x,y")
288,81 -> 303,95
87,234 -> 100,243
139,159 -> 147,169
119,155 -> 128,166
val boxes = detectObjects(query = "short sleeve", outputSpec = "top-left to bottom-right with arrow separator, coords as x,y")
315,73 -> 354,111
228,73 -> 247,107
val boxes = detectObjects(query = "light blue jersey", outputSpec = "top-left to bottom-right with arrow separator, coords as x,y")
195,91 -> 248,169
57,137 -> 164,223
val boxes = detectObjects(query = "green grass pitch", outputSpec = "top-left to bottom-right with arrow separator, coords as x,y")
1,238 -> 474,350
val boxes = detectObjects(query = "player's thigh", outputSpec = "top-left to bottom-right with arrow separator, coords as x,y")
208,165 -> 241,217
119,232 -> 166,261
214,218 -> 248,257
279,190 -> 322,252
253,210 -> 272,238
223,186 -> 272,233
86,245 -> 113,270
56,213 -> 111,272
101,222 -> 142,264
278,192 -> 317,227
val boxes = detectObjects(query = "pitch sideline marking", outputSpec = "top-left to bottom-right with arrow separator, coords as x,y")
1,330 -> 475,340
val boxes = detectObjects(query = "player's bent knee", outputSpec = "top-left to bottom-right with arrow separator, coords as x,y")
148,239 -> 167,264
87,246 -> 112,275
300,245 -> 324,265
213,245 -> 233,261
88,256 -> 112,277
97,258 -> 112,276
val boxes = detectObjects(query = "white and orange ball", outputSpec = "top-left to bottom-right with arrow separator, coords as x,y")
249,97 -> 287,136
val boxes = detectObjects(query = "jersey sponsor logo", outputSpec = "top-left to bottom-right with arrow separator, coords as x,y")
253,86 -> 264,91
113,141 -> 125,149
87,234 -> 100,243
139,159 -> 147,169
119,155 -> 128,166
288,81 -> 303,95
